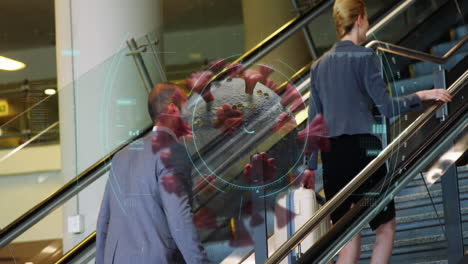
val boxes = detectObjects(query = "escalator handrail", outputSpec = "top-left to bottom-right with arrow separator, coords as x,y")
45,1 -> 436,261
265,70 -> 468,264
0,0 -> 337,249
0,121 -> 59,163
301,112 -> 468,263
0,0 -> 427,254
0,125 -> 154,248
368,36 -> 468,64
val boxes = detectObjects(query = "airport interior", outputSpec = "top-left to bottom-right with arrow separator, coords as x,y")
0,0 -> 467,263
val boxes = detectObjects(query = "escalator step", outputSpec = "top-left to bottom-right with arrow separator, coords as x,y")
390,74 -> 434,96
409,52 -> 468,77
450,25 -> 468,41
431,40 -> 468,56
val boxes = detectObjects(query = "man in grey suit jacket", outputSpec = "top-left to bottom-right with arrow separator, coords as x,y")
96,83 -> 212,264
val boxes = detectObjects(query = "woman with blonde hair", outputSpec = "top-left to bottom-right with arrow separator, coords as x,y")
303,0 -> 452,263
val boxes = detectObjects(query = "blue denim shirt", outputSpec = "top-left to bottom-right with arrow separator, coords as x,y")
307,40 -> 422,170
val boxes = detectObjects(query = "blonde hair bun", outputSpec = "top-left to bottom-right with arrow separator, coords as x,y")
333,0 -> 366,38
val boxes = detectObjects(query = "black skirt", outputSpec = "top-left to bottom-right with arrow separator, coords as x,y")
321,134 -> 395,231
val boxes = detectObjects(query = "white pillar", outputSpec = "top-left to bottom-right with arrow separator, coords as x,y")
55,0 -> 162,251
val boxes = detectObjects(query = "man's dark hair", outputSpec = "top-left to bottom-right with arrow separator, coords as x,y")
147,82 -> 181,122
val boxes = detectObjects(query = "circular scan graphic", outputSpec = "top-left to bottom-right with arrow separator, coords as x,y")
182,63 -> 315,197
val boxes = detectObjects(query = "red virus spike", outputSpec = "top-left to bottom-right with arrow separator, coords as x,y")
242,200 -> 253,216
226,63 -> 245,78
280,84 -> 304,114
243,69 -> 263,95
243,164 -> 252,180
186,71 -> 215,103
297,114 -> 330,154
264,79 -> 279,93
175,114 -> 192,139
212,104 -> 243,135
159,149 -> 172,167
194,207 -> 218,229
152,133 -> 177,153
171,88 -> 188,108
272,112 -> 296,134
161,174 -> 183,196
250,212 -> 264,227
289,99 -> 306,114
158,103 -> 192,139
243,153 -> 276,184
274,202 -> 297,229
229,219 -> 254,248
194,174 -> 217,196
258,64 -> 274,81
208,59 -> 226,73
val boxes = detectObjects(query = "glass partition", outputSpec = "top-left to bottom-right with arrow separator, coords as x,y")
3,0 -> 465,263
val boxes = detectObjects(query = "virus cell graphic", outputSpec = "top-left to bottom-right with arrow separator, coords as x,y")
194,207 -> 218,229
243,152 -> 277,184
184,62 -> 312,195
212,104 -> 244,135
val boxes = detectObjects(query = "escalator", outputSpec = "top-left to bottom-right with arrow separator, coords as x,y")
0,0 -> 466,263
271,61 -> 467,264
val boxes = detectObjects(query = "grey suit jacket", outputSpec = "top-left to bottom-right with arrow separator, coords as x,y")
96,129 -> 211,264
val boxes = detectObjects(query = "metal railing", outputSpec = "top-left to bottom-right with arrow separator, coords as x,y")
265,69 -> 467,264
0,0 -> 336,251
368,36 -> 468,64
1,0 -> 460,261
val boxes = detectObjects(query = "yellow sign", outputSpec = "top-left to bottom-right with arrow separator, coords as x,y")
0,100 -> 9,117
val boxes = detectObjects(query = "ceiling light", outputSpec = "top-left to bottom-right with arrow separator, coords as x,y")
44,88 -> 56,95
0,56 -> 26,71
41,245 -> 57,254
